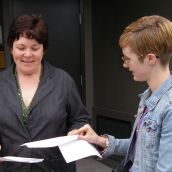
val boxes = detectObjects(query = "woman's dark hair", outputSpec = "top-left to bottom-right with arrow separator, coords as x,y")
7,14 -> 48,50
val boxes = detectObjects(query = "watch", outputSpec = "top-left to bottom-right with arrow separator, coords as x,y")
101,134 -> 109,149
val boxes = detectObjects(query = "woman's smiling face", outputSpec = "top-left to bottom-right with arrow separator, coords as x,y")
11,36 -> 44,75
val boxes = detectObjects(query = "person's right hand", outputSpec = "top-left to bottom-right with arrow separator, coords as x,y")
75,124 -> 107,148
76,124 -> 99,144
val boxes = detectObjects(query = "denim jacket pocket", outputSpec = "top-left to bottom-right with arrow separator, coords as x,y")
143,119 -> 158,149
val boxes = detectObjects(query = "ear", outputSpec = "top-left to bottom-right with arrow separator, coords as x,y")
146,53 -> 157,65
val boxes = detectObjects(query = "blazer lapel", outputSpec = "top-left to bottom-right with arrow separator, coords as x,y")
2,68 -> 29,132
3,66 -> 21,114
30,77 -> 54,110
29,61 -> 55,111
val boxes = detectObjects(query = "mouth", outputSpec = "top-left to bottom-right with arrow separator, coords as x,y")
21,59 -> 34,63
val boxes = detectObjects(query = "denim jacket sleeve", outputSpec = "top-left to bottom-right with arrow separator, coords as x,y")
101,135 -> 130,159
156,105 -> 172,171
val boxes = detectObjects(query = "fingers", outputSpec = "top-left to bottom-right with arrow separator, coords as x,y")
67,129 -> 78,136
77,124 -> 90,135
67,124 -> 91,136
77,124 -> 99,144
67,124 -> 100,146
67,124 -> 97,144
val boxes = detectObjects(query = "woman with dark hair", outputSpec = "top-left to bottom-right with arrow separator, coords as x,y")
0,14 -> 91,172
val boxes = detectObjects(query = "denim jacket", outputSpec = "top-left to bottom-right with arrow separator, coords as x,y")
102,76 -> 172,172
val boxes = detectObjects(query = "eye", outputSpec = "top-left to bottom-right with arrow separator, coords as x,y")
17,47 -> 25,51
32,48 -> 38,51
32,46 -> 41,51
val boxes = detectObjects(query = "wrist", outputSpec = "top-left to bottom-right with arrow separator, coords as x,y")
97,135 -> 109,149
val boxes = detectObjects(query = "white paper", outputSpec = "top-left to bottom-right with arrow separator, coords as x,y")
21,135 -> 78,148
59,139 -> 102,163
22,135 -> 102,163
0,156 -> 44,163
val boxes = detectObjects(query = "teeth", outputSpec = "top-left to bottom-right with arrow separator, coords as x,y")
22,60 -> 33,63
23,62 -> 32,63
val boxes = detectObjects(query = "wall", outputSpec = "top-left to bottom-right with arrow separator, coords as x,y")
0,2 -> 1,24
1,0 -> 12,67
83,0 -> 94,114
91,0 -> 172,136
0,1 -> 2,47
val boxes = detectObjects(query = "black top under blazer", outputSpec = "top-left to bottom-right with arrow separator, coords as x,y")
0,61 -> 91,172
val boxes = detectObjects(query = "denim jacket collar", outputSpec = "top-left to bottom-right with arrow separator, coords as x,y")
139,75 -> 172,111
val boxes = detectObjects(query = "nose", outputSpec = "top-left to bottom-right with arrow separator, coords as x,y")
24,49 -> 32,57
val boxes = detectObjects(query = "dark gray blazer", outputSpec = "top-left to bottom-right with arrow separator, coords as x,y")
0,61 -> 91,172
